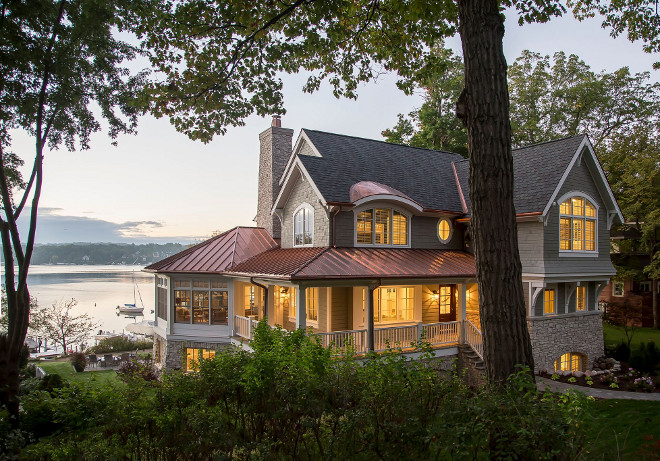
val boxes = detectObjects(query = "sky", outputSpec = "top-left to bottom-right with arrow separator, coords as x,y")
12,9 -> 659,244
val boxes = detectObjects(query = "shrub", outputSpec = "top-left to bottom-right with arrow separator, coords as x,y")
599,372 -> 617,385
117,357 -> 160,382
38,373 -> 65,395
87,336 -> 153,354
70,352 -> 87,372
631,376 -> 655,392
611,342 -> 631,362
629,341 -> 660,374
19,344 -> 30,369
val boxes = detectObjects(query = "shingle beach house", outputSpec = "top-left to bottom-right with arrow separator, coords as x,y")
145,117 -> 623,374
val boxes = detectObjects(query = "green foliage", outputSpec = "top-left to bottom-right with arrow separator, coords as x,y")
70,352 -> 87,372
508,51 -> 660,149
87,336 -> 153,354
628,341 -> 660,373
383,47 -> 660,153
117,357 -> 160,382
382,46 -> 468,156
18,324 -> 590,460
609,341 -> 631,362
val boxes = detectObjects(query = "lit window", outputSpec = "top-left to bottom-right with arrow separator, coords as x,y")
294,205 -> 313,246
306,287 -> 318,322
356,208 -> 408,247
175,279 -> 228,325
375,287 -> 414,323
559,196 -> 597,252
439,286 -> 452,315
576,286 -> 586,311
544,289 -> 555,315
186,347 -> 215,372
613,281 -> 624,297
437,218 -> 452,243
245,285 -> 263,318
554,353 -> 583,372
285,287 -> 297,319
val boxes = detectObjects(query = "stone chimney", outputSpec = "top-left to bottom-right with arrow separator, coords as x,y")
256,116 -> 293,239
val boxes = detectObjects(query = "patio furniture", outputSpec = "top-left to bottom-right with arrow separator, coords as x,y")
87,354 -> 97,368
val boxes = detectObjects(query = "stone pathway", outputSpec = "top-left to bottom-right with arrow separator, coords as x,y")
537,377 -> 660,401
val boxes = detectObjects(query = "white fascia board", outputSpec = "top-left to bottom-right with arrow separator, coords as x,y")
279,129 -> 322,186
271,158 -> 327,215
541,136 -> 623,224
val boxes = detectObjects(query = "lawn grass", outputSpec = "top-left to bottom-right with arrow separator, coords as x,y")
603,322 -> 660,349
36,360 -> 118,387
583,399 -> 660,459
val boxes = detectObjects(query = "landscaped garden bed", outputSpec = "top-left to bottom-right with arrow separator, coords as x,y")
539,355 -> 658,393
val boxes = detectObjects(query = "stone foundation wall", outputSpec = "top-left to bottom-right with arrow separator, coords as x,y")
153,332 -> 231,371
527,312 -> 603,373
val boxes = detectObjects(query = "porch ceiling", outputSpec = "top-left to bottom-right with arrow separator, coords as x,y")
227,247 -> 476,281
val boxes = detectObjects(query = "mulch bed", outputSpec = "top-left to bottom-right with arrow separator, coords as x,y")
538,363 -> 658,393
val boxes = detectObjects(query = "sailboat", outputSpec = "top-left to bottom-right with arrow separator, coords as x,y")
116,271 -> 145,316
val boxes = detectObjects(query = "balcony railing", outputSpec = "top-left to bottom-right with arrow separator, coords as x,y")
234,316 -> 476,357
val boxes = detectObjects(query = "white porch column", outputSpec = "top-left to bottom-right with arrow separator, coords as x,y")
458,283 -> 467,344
296,284 -> 307,330
366,285 -> 377,352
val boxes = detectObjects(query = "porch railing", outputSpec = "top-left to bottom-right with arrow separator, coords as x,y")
235,315 -> 479,358
423,321 -> 461,346
314,329 -> 368,354
464,320 -> 483,360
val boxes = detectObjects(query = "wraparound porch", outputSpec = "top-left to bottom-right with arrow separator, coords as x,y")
234,315 -> 483,358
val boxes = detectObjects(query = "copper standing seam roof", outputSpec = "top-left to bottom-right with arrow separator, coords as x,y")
144,226 -> 278,273
228,247 -> 476,281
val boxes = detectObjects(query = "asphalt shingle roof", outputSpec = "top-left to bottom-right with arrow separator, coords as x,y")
299,130 -> 466,212
451,135 -> 585,216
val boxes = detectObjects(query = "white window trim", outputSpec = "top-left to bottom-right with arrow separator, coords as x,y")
557,191 -> 599,257
353,203 -> 412,248
292,202 -> 314,247
437,217 -> 453,244
612,281 -> 625,297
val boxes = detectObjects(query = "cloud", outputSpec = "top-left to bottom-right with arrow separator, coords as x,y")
16,210 -> 196,244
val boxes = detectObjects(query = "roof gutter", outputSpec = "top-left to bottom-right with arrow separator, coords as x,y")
250,277 -> 269,321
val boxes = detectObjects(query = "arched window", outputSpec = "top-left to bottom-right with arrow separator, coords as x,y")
437,218 -> 452,243
356,207 -> 409,246
294,204 -> 313,246
559,195 -> 597,252
554,352 -> 585,372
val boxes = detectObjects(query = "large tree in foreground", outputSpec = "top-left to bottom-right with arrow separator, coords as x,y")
135,0 -> 658,381
0,0 -> 147,422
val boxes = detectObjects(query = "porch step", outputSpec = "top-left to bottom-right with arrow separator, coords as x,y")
459,345 -> 485,370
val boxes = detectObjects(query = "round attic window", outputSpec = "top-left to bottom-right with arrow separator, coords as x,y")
437,218 -> 452,243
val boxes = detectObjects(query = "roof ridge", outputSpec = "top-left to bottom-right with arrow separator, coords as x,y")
512,134 -> 585,152
229,227 -> 240,269
291,247 -> 330,276
302,128 -> 464,158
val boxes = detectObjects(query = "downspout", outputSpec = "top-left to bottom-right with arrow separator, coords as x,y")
250,277 -> 268,322
332,207 -> 340,248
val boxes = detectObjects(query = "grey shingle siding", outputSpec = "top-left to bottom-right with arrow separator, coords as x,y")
542,152 -> 615,276
518,221 -> 545,274
411,216 -> 463,249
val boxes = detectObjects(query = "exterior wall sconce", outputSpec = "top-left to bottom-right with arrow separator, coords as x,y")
431,290 -> 439,301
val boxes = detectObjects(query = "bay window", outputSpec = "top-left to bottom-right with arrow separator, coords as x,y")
175,279 -> 229,325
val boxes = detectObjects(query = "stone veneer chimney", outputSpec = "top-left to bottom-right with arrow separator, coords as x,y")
256,116 -> 293,239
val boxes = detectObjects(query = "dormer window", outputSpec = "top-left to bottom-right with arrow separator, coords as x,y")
293,204 -> 313,246
559,195 -> 597,253
356,207 -> 409,246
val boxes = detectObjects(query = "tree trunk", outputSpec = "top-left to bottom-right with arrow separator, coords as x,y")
0,287 -> 30,425
456,0 -> 535,381
653,278 -> 658,329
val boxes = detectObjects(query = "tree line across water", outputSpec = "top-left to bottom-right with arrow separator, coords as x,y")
29,243 -> 186,266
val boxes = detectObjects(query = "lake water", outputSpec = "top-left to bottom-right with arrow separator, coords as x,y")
2,265 -> 155,339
